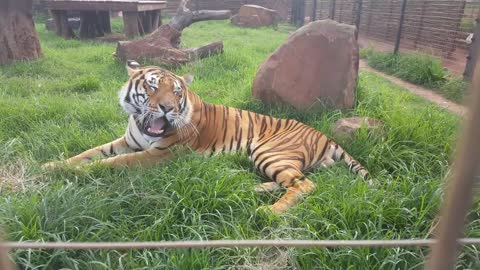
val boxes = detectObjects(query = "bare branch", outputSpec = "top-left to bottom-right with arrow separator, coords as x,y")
192,10 -> 232,24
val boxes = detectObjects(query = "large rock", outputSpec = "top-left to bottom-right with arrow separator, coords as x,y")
252,19 -> 359,110
231,5 -> 278,28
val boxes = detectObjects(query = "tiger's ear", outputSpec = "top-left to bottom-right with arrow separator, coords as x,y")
182,73 -> 194,86
126,60 -> 141,76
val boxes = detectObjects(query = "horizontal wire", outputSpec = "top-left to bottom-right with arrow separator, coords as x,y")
2,239 -> 480,250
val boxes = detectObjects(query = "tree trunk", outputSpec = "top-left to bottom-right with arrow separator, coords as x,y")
115,0 -> 231,67
0,0 -> 42,65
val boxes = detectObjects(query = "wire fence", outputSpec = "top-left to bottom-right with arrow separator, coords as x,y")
159,0 -> 480,76
2,238 -> 480,250
299,0 -> 480,76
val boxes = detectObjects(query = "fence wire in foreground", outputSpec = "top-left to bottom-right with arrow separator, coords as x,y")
2,239 -> 480,251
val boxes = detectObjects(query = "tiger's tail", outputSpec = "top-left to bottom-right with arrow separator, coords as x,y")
329,142 -> 370,181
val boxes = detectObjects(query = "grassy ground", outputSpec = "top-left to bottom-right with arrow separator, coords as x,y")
0,19 -> 477,269
360,48 -> 469,103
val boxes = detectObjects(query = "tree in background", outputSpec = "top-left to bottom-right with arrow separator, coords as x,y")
0,0 -> 42,65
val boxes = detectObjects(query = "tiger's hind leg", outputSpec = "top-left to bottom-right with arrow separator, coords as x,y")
254,182 -> 281,193
265,167 -> 316,213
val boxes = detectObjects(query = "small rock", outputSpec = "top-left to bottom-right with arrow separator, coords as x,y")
333,117 -> 383,137
231,5 -> 279,28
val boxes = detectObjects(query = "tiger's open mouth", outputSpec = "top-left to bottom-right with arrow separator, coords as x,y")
143,116 -> 170,137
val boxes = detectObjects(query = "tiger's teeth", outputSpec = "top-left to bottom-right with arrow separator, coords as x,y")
147,127 -> 164,134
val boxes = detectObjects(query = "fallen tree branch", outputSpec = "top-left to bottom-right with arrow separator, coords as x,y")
115,0 -> 231,67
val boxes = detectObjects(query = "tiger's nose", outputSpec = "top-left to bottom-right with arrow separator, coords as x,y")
159,104 -> 174,112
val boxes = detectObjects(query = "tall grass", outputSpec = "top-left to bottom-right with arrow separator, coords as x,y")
362,49 -> 469,103
0,20 -> 476,269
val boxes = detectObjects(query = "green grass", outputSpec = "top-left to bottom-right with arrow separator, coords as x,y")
361,48 -> 469,103
0,19 -> 478,269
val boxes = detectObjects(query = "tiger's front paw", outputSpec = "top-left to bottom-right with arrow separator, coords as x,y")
257,204 -> 284,215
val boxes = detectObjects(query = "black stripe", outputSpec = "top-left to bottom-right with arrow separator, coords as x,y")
229,137 -> 234,152
109,143 -> 115,155
236,128 -> 242,151
129,130 -> 143,149
318,139 -> 329,159
125,81 -> 133,103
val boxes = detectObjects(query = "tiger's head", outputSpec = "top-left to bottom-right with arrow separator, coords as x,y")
119,60 -> 194,137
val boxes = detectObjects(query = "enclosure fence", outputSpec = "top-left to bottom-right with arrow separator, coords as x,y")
161,0 -> 480,77
296,0 -> 480,77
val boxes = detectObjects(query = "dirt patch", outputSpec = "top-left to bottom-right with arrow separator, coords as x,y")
360,60 -> 467,117
0,159 -> 39,192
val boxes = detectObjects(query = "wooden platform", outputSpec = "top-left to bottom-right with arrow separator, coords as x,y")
45,0 -> 167,39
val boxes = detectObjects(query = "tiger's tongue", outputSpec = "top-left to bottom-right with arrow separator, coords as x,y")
150,117 -> 166,132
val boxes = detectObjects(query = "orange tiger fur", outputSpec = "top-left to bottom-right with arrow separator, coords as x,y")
43,61 -> 370,213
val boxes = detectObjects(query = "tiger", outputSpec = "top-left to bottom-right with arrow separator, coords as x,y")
43,60 -> 370,213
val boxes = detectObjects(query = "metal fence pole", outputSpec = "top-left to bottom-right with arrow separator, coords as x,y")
0,232 -> 14,270
354,0 -> 363,39
329,0 -> 336,20
312,0 -> 317,21
394,0 -> 408,54
425,58 -> 480,269
464,18 -> 480,81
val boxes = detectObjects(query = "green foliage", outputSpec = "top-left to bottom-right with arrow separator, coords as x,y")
0,20 -> 476,269
359,46 -> 374,59
365,50 -> 468,102
440,76 -> 470,103
460,17 -> 475,33
367,51 -> 447,87
394,53 -> 447,87
71,75 -> 101,93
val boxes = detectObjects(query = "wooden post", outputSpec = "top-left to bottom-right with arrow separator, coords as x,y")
51,9 -> 75,38
329,0 -> 336,19
0,231 -> 14,270
152,10 -> 161,28
141,11 -> 151,34
312,0 -> 317,21
354,0 -> 363,39
79,11 -> 99,39
298,0 -> 305,26
464,18 -> 480,80
123,11 -> 140,39
290,0 -> 297,24
0,246 -> 13,270
79,11 -> 104,39
137,13 -> 145,36
338,0 -> 344,23
425,58 -> 480,270
394,0 -> 408,54
99,11 -> 111,34
291,0 -> 305,26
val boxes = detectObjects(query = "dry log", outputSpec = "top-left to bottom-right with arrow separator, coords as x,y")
115,0 -> 231,67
